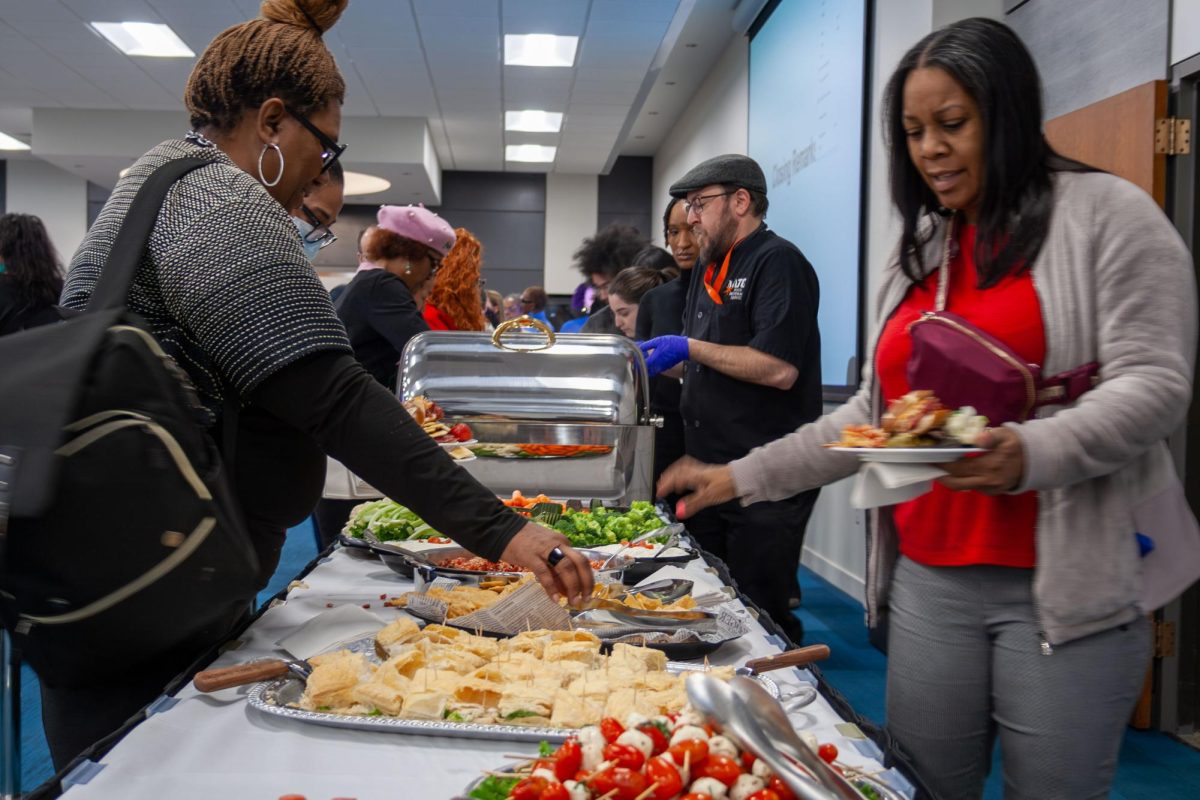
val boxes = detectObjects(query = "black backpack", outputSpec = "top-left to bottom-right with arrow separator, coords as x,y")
0,158 -> 261,687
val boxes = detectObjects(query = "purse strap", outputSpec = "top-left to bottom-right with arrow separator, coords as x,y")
933,214 -> 1100,406
88,157 -> 211,312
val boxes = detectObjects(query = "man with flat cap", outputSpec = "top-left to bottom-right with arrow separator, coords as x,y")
641,153 -> 821,643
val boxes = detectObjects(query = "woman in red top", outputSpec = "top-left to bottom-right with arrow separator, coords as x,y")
658,18 -> 1198,799
423,227 -> 486,332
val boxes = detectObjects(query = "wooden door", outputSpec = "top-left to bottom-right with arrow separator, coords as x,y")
1043,80 -> 1170,731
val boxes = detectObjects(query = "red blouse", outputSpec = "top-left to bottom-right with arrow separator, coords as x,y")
874,224 -> 1044,568
422,304 -> 456,331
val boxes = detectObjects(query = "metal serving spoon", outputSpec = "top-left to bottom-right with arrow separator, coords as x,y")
730,675 -> 903,800
686,672 -> 839,800
599,523 -> 685,568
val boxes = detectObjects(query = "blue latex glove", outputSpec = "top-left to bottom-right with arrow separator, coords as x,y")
639,336 -> 690,377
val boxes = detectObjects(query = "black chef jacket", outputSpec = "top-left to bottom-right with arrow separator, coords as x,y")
681,224 -> 822,465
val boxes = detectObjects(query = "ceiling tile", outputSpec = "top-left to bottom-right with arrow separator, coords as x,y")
62,0 -> 160,21
412,0 -> 497,18
588,0 -> 678,23
0,1 -> 77,23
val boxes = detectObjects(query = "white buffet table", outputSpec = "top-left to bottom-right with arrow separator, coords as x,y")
55,546 -> 915,800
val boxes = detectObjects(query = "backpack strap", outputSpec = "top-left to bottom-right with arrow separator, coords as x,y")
88,157 -> 211,312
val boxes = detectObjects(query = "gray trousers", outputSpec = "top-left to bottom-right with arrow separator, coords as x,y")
886,557 -> 1150,800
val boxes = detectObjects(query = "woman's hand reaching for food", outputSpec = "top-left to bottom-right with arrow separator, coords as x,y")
656,456 -> 738,519
499,522 -> 594,606
938,427 -> 1025,494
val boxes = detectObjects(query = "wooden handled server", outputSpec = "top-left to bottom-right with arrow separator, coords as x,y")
193,659 -> 310,692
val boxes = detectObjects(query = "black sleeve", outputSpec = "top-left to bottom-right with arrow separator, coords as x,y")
366,277 -> 430,358
248,351 -> 525,560
746,249 -> 820,370
635,288 -> 656,341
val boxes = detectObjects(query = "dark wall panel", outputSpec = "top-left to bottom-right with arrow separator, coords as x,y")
598,156 -> 653,239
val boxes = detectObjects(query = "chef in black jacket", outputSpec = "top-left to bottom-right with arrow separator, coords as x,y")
640,154 -> 821,643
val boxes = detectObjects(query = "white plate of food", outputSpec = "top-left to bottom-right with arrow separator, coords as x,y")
438,438 -> 477,448
828,445 -> 982,464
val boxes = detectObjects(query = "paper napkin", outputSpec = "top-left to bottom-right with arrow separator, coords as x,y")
850,462 -> 944,509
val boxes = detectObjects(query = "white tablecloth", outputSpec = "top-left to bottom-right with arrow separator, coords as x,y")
61,547 -> 909,800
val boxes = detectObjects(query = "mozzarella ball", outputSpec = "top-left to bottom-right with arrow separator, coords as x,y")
729,774 -> 766,800
577,726 -> 605,751
670,725 -> 711,746
624,712 -> 651,730
689,777 -> 729,798
676,707 -> 706,728
532,768 -> 557,782
616,728 -> 654,759
706,735 -> 738,759
564,780 -> 591,800
581,741 -> 605,772
751,758 -> 773,780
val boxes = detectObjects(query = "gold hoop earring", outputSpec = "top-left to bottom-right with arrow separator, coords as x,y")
403,263 -> 413,275
257,143 -> 284,187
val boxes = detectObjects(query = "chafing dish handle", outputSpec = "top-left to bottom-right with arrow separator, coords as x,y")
491,315 -> 557,351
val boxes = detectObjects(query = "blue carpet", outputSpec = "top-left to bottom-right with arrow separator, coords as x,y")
792,566 -> 1200,799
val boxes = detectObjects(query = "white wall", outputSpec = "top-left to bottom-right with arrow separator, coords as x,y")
544,173 -> 599,295
1173,0 -> 1200,63
6,159 -> 88,264
650,36 -> 749,248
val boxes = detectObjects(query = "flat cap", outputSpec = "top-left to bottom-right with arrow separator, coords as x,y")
668,153 -> 767,198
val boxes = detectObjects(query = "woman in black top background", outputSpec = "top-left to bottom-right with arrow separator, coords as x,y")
0,213 -> 63,336
56,0 -> 593,769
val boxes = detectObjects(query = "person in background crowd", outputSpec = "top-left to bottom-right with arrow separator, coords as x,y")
562,223 -> 648,334
503,293 -> 522,321
484,289 -> 503,329
56,0 -> 593,768
607,266 -> 668,338
291,161 -> 343,262
581,239 -> 672,335
630,244 -> 679,281
0,213 -> 63,336
641,153 -> 822,646
328,224 -> 367,302
519,285 -> 553,329
423,227 -> 486,331
657,18 -> 1198,798
335,205 -> 442,390
635,197 -> 700,491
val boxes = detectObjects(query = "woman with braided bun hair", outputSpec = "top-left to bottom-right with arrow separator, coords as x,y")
56,0 -> 593,769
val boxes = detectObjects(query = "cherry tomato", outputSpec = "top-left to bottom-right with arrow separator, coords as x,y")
637,722 -> 670,755
644,756 -> 684,799
510,776 -> 551,800
531,759 -> 554,774
703,722 -> 721,737
767,776 -> 798,800
539,784 -> 570,800
599,717 -> 625,744
553,739 -> 582,782
817,743 -> 839,764
603,742 -> 646,771
450,423 -> 472,441
668,738 -> 709,768
278,796 -> 306,800
588,768 -> 648,800
741,752 -> 757,771
746,791 -> 782,800
692,754 -> 742,787
678,795 -> 711,800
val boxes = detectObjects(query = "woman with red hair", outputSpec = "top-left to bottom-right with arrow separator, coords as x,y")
423,227 -> 486,331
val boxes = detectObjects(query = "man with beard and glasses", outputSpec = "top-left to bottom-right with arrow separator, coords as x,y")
640,154 -> 821,643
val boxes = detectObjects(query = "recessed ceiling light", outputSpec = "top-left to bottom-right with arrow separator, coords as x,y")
504,34 -> 578,67
342,171 -> 391,196
91,21 -> 194,58
505,109 -> 564,133
0,131 -> 30,151
506,144 -> 557,163
685,43 -> 698,48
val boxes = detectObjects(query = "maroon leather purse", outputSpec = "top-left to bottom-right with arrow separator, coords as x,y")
906,221 -> 1098,425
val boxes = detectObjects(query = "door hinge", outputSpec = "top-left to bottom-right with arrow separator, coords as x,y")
1154,619 -> 1176,658
1155,117 -> 1192,155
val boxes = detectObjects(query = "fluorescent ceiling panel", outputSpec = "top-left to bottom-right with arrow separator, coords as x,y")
90,22 -> 194,58
505,109 -> 563,132
504,34 -> 578,67
505,144 -> 557,163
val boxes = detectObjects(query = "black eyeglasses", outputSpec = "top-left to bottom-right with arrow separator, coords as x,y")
684,190 -> 735,216
300,204 -> 337,249
286,106 -> 347,174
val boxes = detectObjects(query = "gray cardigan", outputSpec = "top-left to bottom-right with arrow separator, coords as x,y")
729,171 -> 1199,646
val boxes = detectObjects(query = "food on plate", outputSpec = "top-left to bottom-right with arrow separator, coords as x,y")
447,446 -> 475,461
590,583 -> 697,612
404,394 -> 474,443
295,629 -> 735,730
470,713 -> 871,800
546,501 -> 666,548
387,575 -> 531,617
503,491 -> 563,511
469,443 -> 613,459
342,499 -> 445,542
437,556 -> 610,573
826,392 -> 989,449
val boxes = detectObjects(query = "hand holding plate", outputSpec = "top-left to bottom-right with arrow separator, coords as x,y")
937,427 -> 1025,494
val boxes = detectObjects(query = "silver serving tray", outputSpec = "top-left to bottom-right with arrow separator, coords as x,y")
247,648 -> 778,744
